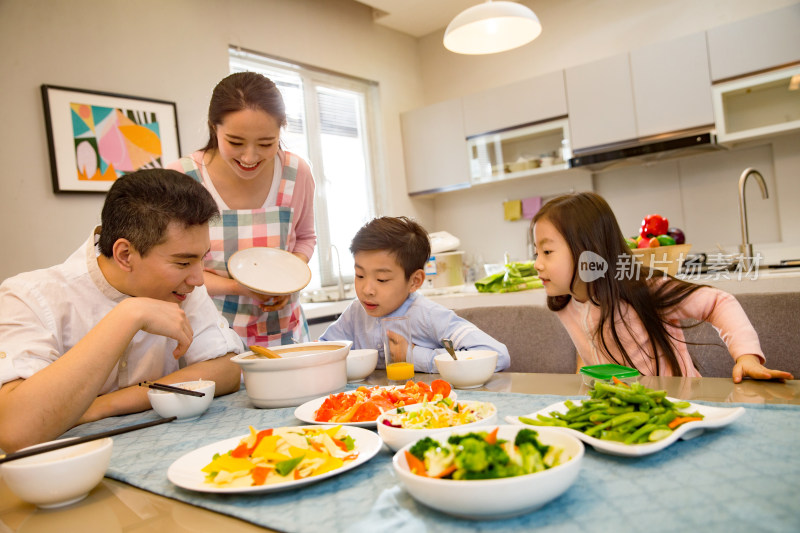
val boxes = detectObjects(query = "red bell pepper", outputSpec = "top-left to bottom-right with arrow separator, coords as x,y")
639,214 -> 669,238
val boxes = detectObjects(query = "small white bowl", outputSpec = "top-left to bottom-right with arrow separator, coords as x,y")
346,349 -> 379,382
392,425 -> 584,519
434,350 -> 498,389
147,380 -> 215,420
232,341 -> 352,408
1,437 -> 113,508
377,400 -> 497,451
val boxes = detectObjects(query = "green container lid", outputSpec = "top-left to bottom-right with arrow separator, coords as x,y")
579,364 -> 640,380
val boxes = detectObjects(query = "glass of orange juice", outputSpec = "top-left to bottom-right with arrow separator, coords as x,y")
381,316 -> 414,385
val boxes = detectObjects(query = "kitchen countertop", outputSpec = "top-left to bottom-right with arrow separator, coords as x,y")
303,265 -> 800,320
302,287 -> 546,320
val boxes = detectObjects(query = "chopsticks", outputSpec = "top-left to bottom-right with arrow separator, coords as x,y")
138,381 -> 206,397
0,416 -> 176,464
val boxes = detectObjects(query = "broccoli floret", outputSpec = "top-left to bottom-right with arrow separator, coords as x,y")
518,442 -> 546,474
447,431 -> 492,446
453,437 -> 490,472
409,436 -> 441,461
514,428 -> 550,456
424,446 -> 455,478
451,437 -> 512,479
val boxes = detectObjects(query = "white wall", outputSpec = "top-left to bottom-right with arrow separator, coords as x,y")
421,0 -> 800,268
0,0 -> 431,282
2,0 -> 799,282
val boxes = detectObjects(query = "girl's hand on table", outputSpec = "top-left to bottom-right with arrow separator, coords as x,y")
733,354 -> 795,383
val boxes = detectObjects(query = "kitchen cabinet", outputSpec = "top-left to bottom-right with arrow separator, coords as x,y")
712,63 -> 800,144
567,34 -> 715,152
706,4 -> 800,82
467,118 -> 571,185
462,70 -> 567,137
401,98 -> 470,196
565,53 -> 637,150
630,32 -> 714,137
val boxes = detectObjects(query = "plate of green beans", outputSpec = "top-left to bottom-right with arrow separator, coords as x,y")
505,380 -> 745,457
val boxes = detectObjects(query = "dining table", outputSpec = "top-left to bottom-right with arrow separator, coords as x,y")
2,371 -> 799,533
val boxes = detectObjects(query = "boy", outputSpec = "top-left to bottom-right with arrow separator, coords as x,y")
320,216 -> 509,372
0,169 -> 244,453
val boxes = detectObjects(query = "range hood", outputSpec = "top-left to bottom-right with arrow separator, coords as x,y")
568,126 -> 725,171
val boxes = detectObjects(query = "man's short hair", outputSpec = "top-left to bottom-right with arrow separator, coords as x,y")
98,168 -> 219,257
349,216 -> 431,279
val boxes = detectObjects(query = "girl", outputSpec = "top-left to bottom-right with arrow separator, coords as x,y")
169,72 -> 316,347
531,191 -> 793,383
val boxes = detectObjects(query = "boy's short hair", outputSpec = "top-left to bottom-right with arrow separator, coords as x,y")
350,216 -> 431,279
98,168 -> 219,258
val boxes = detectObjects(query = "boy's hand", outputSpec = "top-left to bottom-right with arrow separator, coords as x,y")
386,330 -> 410,362
732,354 -> 794,383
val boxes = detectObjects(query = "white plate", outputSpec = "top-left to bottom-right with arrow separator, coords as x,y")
505,399 -> 745,457
228,247 -> 311,295
294,386 -> 457,428
166,426 -> 382,494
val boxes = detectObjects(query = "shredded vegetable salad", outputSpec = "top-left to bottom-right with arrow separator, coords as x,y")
314,380 -> 452,423
381,399 -> 494,430
201,425 -> 358,488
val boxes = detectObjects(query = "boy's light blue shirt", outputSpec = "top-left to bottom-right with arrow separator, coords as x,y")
319,292 -> 510,373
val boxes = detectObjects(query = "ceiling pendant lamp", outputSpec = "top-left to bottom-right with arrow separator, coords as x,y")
443,1 -> 542,55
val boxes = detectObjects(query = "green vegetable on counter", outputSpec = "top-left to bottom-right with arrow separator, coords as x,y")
475,261 -> 543,293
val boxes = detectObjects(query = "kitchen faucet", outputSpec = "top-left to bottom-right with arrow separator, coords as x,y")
737,167 -> 769,270
330,244 -> 346,300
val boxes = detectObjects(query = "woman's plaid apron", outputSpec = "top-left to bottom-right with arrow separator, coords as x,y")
177,152 -> 309,347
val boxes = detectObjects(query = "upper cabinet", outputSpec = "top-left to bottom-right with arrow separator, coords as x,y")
630,32 -> 714,137
707,4 -> 800,81
565,53 -> 637,150
467,119 -> 571,186
712,63 -> 800,144
400,98 -> 470,196
566,33 -> 715,152
462,71 -> 567,137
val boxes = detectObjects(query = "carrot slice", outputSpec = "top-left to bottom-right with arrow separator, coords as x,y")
405,450 -> 428,477
485,427 -> 499,445
230,442 -> 250,458
612,376 -> 630,387
668,416 -> 703,429
251,466 -> 271,485
432,464 -> 458,478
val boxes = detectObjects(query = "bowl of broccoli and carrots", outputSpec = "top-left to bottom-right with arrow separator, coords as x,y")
391,425 -> 584,520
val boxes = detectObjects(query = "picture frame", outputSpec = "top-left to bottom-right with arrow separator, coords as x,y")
41,84 -> 181,194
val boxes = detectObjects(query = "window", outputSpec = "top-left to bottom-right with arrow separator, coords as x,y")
229,47 -> 380,289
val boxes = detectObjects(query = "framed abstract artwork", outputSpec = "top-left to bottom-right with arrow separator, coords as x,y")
41,85 -> 181,193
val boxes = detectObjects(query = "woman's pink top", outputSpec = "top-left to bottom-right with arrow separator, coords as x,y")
555,286 -> 765,376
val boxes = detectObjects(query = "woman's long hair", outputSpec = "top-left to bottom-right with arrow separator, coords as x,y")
532,192 -> 705,375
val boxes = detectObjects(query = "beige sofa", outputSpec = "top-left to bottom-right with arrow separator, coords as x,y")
454,292 -> 800,378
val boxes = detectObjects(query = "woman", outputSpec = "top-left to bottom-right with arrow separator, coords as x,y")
169,72 -> 316,347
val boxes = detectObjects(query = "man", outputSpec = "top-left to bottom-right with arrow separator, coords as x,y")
0,169 -> 244,452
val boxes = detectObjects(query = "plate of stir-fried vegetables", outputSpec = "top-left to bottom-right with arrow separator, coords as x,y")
167,425 -> 382,493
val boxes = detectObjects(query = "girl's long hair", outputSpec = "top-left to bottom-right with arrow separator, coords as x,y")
532,192 -> 705,375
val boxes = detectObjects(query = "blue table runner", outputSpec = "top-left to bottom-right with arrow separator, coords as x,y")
63,388 -> 800,533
